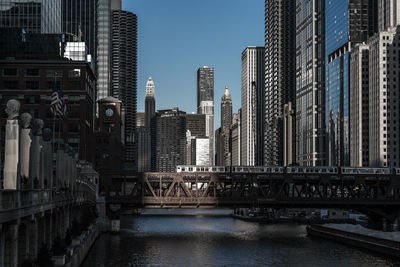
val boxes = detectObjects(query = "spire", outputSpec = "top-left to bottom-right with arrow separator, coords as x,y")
224,85 -> 230,96
222,85 -> 232,101
145,77 -> 155,98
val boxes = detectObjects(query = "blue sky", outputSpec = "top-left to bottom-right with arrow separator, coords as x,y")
123,0 -> 264,128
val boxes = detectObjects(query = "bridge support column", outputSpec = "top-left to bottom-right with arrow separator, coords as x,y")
110,219 -> 120,233
17,223 -> 29,266
28,219 -> 38,260
38,216 -> 46,247
45,213 -> 53,247
4,224 -> 18,267
0,224 -> 4,267
393,211 -> 400,231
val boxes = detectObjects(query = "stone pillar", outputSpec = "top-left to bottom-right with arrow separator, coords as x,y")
28,219 -> 38,260
3,99 -> 20,190
29,119 -> 44,189
41,129 -> 53,189
19,113 -> 32,189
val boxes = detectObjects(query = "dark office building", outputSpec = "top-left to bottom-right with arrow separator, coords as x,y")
111,9 -> 138,168
61,0 -> 97,67
0,0 -> 61,33
0,59 -> 96,162
156,108 -> 186,172
185,114 -> 206,137
264,0 -> 296,166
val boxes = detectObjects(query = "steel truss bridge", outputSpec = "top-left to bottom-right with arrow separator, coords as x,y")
105,172 -> 400,222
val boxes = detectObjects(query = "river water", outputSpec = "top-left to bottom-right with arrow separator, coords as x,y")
83,209 -> 399,267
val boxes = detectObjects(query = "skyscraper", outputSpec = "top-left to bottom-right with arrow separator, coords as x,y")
156,108 -> 187,172
241,47 -> 264,166
231,110 -> 241,166
349,44 -> 370,167
221,86 -> 232,132
111,9 -> 137,167
0,0 -> 61,33
145,77 -> 156,128
325,0 -> 371,166
367,27 -> 400,167
295,0 -> 326,166
221,86 -> 232,131
197,66 -> 214,165
378,0 -> 400,31
97,0 -> 116,100
61,0 -> 97,67
264,0 -> 296,166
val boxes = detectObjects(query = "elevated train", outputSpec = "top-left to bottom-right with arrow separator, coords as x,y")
176,165 -> 400,175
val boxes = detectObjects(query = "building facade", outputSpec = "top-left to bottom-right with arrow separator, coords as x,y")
191,137 -> 210,166
0,60 -> 96,162
378,0 -> 400,31
0,0 -> 61,33
197,66 -> 214,165
264,0 -> 296,166
221,86 -> 232,132
111,9 -> 137,168
231,110 -> 241,166
155,108 -> 186,172
367,27 -> 400,167
241,47 -> 264,166
295,0 -> 326,166
95,97 -> 123,187
349,44 -> 370,167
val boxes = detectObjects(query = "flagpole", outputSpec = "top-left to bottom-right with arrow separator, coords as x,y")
52,74 -> 57,154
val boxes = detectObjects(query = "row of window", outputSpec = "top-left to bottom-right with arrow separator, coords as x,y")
1,68 -> 81,78
2,81 -> 83,91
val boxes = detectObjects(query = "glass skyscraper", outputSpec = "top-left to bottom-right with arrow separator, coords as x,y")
0,0 -> 61,33
61,0 -> 97,68
325,0 -> 370,166
295,0 -> 326,166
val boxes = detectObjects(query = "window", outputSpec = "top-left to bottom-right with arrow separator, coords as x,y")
24,95 -> 40,104
25,81 -> 39,90
46,70 -> 63,77
68,69 -> 81,78
25,69 -> 39,77
3,68 -> 18,76
3,81 -> 18,89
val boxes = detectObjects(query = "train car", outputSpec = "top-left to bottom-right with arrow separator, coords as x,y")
341,167 -> 391,175
231,166 -> 284,174
176,165 -> 227,173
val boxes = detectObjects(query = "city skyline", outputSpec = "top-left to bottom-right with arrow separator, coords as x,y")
123,0 -> 264,128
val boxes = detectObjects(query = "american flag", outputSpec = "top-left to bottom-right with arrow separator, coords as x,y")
50,82 -> 67,117
50,83 -> 59,115
57,90 -> 67,117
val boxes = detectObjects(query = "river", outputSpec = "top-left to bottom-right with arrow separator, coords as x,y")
83,209 -> 399,267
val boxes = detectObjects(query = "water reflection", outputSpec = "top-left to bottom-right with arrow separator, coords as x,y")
83,210 -> 399,267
